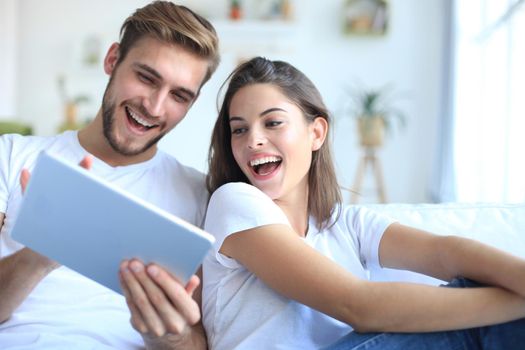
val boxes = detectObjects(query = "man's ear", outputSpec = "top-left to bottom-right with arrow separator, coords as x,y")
103,42 -> 120,75
311,116 -> 328,151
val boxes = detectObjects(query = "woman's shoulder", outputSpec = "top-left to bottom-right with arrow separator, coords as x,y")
211,182 -> 269,204
207,182 -> 287,221
204,182 -> 289,237
213,182 -> 261,195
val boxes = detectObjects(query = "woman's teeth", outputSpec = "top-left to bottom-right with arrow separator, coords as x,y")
250,156 -> 282,167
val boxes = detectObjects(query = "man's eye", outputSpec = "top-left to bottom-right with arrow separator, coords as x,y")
172,93 -> 190,103
138,73 -> 154,84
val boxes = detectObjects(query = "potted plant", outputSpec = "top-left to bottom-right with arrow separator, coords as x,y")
344,86 -> 407,148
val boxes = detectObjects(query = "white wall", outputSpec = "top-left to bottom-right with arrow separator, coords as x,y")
0,0 -> 18,118
11,0 -> 445,203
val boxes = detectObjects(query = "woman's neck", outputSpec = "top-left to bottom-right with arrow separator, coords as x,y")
274,185 -> 309,237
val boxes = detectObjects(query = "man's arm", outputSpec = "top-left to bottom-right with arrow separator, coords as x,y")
0,211 -> 58,323
0,159 -> 92,323
119,260 -> 207,350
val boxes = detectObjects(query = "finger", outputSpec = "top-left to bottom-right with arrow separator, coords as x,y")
121,260 -> 167,337
119,266 -> 149,334
131,260 -> 191,336
185,275 -> 200,296
120,261 -> 148,333
20,169 -> 31,194
146,264 -> 200,326
78,155 -> 93,170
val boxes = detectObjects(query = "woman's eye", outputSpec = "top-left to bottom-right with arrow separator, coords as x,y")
231,127 -> 246,135
266,121 -> 282,127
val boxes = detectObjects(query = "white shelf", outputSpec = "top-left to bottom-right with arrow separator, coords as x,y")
212,19 -> 296,39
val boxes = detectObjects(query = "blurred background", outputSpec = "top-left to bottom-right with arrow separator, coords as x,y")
1,0 -> 523,204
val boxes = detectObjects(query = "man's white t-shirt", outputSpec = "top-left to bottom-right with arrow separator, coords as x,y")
0,131 -> 208,349
202,182 -> 395,350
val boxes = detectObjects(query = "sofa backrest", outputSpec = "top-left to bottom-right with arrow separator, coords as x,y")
363,203 -> 525,285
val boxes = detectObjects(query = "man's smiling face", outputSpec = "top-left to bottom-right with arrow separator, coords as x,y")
101,36 -> 209,158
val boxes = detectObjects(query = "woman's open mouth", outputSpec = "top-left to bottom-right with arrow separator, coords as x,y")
250,156 -> 282,176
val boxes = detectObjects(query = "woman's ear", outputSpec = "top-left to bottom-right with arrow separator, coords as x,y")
310,116 -> 328,151
103,42 -> 120,75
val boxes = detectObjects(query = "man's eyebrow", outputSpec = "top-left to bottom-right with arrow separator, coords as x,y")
134,63 -> 162,80
134,63 -> 197,100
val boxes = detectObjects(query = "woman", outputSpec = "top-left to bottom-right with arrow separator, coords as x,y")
201,56 -> 525,349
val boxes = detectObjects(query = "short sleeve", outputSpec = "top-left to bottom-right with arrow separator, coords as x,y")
204,182 -> 290,268
346,206 -> 396,270
0,135 -> 14,213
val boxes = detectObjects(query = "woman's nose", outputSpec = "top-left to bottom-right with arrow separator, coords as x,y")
247,129 -> 266,149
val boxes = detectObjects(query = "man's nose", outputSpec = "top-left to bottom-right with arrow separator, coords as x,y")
144,89 -> 167,117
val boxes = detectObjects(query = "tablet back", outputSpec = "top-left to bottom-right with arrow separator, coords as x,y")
11,152 -> 215,293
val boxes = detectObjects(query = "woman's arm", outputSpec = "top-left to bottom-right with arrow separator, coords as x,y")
221,223 -> 525,333
379,223 -> 525,297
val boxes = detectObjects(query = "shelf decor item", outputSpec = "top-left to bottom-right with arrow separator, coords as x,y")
229,0 -> 243,20
343,0 -> 389,36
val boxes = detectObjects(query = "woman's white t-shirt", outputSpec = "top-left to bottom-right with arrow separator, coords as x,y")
203,182 -> 395,350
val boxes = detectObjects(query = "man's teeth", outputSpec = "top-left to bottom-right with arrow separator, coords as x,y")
127,107 -> 155,128
250,156 -> 282,167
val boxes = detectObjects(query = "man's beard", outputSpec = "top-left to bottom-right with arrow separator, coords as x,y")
101,78 -> 166,157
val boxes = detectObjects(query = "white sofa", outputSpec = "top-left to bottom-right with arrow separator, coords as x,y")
364,202 -> 525,285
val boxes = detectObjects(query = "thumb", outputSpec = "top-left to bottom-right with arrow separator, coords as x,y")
20,169 -> 31,194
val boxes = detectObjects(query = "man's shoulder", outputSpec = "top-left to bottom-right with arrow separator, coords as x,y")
156,151 -> 205,181
1,132 -> 71,155
1,134 -> 52,165
0,132 -> 78,177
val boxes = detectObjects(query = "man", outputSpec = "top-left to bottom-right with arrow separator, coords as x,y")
0,1 -> 219,349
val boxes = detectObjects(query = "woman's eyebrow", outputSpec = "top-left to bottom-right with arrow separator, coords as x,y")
229,107 -> 287,122
229,116 -> 244,122
260,107 -> 287,117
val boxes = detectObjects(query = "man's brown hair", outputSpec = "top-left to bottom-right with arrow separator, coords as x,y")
118,1 -> 220,85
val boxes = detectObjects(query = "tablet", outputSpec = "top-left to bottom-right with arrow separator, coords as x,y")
11,151 -> 215,294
